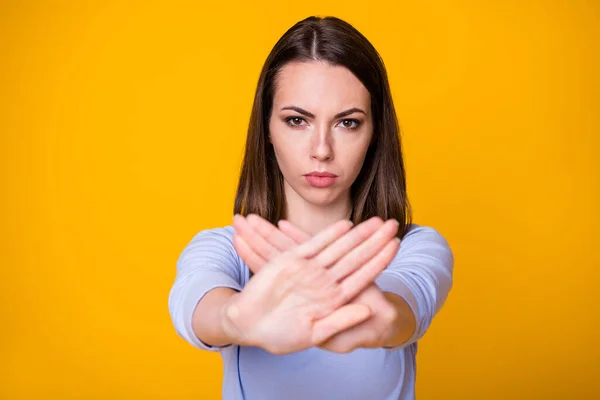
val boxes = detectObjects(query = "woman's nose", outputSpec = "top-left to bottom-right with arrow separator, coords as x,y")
310,128 -> 334,162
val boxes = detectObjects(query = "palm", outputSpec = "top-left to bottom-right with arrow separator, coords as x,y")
244,268 -> 325,348
253,292 -> 328,350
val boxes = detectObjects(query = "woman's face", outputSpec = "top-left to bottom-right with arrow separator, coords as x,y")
269,61 -> 373,208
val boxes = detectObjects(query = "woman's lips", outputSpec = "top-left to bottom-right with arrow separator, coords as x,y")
304,173 -> 338,188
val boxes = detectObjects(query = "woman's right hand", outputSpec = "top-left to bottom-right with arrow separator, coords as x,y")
222,216 -> 399,355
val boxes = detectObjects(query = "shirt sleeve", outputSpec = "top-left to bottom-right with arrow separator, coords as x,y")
374,223 -> 454,350
167,226 -> 244,351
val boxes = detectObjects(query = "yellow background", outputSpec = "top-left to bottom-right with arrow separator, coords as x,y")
1,0 -> 598,398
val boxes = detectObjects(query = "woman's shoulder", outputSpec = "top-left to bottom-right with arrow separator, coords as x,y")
189,225 -> 236,243
401,223 -> 453,257
179,225 -> 239,261
397,222 -> 454,263
404,223 -> 450,243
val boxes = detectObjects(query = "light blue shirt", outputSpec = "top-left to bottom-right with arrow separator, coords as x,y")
168,223 -> 454,399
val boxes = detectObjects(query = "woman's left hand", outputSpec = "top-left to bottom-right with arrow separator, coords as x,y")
232,214 -> 400,353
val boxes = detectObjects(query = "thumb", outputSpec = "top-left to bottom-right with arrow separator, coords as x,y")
311,304 -> 372,345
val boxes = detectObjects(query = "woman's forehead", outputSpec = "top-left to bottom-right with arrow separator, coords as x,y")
273,61 -> 371,113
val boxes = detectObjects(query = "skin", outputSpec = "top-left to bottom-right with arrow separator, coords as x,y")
268,61 -> 373,236
234,214 -> 405,352
191,60 -> 415,354
229,61 -> 416,353
228,216 -> 401,354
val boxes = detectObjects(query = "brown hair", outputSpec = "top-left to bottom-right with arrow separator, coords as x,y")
234,16 -> 413,238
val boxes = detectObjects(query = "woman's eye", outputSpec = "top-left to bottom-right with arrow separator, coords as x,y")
285,117 -> 307,128
339,119 -> 360,130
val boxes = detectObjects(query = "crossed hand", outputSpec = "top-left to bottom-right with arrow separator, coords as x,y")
223,214 -> 402,355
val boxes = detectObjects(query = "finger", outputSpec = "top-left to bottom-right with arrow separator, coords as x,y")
277,220 -> 312,244
246,214 -> 297,252
328,219 -> 400,281
293,219 -> 354,259
311,304 -> 372,345
233,214 -> 279,261
311,217 -> 384,268
339,238 -> 401,304
232,234 -> 268,274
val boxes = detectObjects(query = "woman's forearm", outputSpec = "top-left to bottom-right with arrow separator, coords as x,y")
192,287 -> 241,347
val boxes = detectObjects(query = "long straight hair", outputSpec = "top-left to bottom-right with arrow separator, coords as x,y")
234,16 -> 413,238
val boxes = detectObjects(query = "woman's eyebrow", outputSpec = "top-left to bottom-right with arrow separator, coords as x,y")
280,106 -> 315,118
334,107 -> 366,118
280,106 -> 366,119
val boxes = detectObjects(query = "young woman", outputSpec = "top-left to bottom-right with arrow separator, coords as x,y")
168,16 -> 454,400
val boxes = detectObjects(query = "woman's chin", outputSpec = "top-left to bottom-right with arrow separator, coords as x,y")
301,188 -> 345,207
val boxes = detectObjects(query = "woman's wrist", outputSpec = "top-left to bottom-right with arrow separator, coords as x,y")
380,292 -> 417,348
219,292 -> 254,347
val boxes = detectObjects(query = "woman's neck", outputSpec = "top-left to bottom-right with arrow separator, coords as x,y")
283,183 -> 352,236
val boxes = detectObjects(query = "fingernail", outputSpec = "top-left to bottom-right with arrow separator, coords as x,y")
392,219 -> 399,226
233,214 -> 241,221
